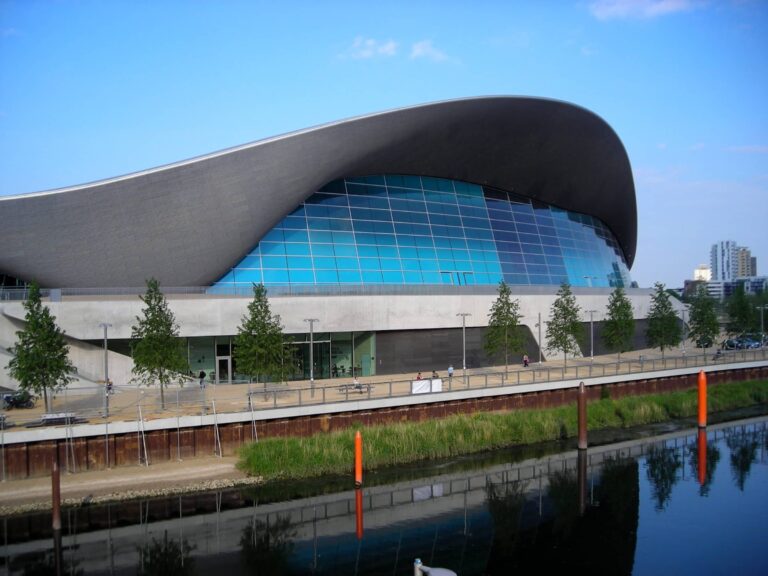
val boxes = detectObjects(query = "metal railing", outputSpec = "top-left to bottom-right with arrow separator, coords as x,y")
1,347 -> 766,431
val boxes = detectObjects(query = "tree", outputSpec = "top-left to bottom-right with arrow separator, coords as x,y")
484,280 -> 525,373
688,285 -> 719,349
725,284 -> 754,336
645,282 -> 681,358
602,286 -> 635,361
545,282 -> 584,368
234,283 -> 286,391
131,278 -> 188,410
6,282 -> 75,412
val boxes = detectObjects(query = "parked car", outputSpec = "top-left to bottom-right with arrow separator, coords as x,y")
738,337 -> 761,350
2,389 -> 35,409
721,338 -> 739,350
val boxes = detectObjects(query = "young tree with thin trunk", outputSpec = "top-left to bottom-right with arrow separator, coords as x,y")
131,278 -> 188,410
545,282 -> 584,368
725,284 -> 754,336
484,280 -> 524,373
6,282 -> 75,412
234,283 -> 286,392
645,282 -> 681,358
688,285 -> 719,350
602,286 -> 635,361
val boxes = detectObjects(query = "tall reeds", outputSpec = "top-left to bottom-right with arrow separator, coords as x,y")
238,379 -> 768,481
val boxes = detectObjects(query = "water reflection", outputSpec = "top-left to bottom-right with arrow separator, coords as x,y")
1,418 -> 766,575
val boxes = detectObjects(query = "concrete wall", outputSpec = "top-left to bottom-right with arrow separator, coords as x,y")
0,288 -> 660,387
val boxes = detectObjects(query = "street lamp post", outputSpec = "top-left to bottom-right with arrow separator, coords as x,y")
304,318 -> 319,397
536,312 -> 542,364
680,307 -> 688,355
757,305 -> 766,340
99,322 -> 112,417
586,310 -> 597,360
457,313 -> 471,384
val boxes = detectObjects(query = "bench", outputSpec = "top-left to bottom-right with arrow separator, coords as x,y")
41,412 -> 77,425
338,383 -> 374,394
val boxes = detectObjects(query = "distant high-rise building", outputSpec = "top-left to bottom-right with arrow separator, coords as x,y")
694,264 -> 711,281
736,247 -> 754,277
711,241 -> 738,281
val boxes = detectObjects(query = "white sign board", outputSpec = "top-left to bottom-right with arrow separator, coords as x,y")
411,378 -> 442,394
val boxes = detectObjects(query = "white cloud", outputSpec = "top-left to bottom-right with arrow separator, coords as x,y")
690,142 -> 706,151
727,145 -> 768,154
410,40 -> 448,61
342,37 -> 398,59
657,143 -> 668,150
581,45 -> 598,56
589,0 -> 702,21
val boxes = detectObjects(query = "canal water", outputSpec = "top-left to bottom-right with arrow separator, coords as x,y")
2,416 -> 767,575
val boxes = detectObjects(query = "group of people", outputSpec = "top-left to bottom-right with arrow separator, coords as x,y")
417,355 -> 530,381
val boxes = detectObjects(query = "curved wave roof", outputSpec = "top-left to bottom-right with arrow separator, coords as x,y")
0,96 -> 636,288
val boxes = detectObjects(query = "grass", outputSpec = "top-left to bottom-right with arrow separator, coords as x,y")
238,379 -> 768,481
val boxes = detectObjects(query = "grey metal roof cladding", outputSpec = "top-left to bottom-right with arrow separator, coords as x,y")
0,96 -> 636,288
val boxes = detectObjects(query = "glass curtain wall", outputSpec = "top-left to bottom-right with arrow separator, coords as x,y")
214,175 -> 631,290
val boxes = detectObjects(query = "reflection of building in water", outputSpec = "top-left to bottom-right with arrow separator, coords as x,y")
5,420 -> 766,574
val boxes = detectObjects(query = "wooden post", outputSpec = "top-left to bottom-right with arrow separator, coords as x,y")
52,460 -> 61,532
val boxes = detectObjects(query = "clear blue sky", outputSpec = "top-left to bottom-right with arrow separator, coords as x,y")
1,0 -> 766,288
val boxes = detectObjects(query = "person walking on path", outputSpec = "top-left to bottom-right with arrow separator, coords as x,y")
523,354 -> 529,368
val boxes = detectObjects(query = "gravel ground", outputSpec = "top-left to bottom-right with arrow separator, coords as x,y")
0,456 -> 261,517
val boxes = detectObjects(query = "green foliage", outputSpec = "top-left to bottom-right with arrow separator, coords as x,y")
602,286 -> 635,360
238,379 -> 768,481
130,278 -> 188,408
725,284 -> 755,335
688,285 -> 720,348
545,282 -> 583,367
137,531 -> 195,576
234,283 -> 286,385
238,381 -> 768,481
6,282 -> 75,411
484,280 -> 525,371
645,282 -> 681,357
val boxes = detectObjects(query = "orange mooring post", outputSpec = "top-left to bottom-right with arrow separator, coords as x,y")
697,428 -> 707,485
697,370 -> 707,428
354,430 -> 363,487
355,488 -> 364,540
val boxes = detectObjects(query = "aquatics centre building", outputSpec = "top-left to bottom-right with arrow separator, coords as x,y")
0,96 -> 652,387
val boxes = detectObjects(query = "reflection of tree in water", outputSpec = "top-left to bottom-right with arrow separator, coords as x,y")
645,444 -> 682,510
137,530 -> 195,576
485,457 -> 639,575
485,479 -> 528,562
240,514 -> 296,575
726,428 -> 760,491
21,551 -> 84,576
688,439 -> 721,496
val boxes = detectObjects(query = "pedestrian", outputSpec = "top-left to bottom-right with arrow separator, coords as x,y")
432,370 -> 439,379
523,354 -> 529,368
199,370 -> 206,388
448,364 -> 454,381
416,371 -> 422,380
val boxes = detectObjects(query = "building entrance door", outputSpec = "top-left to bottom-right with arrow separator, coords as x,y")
216,356 -> 231,384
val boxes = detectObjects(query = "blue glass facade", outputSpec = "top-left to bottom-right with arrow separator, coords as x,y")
214,175 -> 631,289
